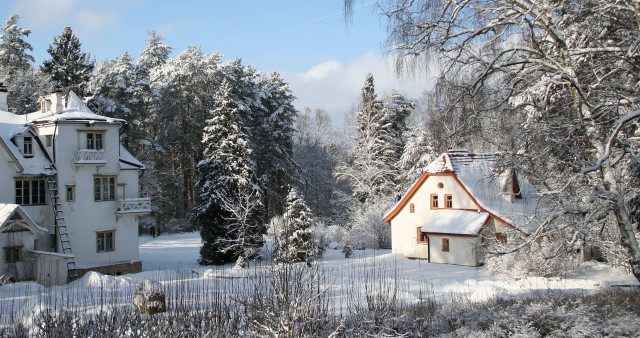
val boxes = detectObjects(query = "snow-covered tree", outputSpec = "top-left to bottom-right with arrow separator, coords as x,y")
273,188 -> 315,264
336,74 -> 412,205
195,79 -> 265,266
88,52 -> 145,149
6,68 -> 50,114
253,72 -> 298,219
41,26 -> 94,96
399,128 -> 435,187
0,14 -> 33,79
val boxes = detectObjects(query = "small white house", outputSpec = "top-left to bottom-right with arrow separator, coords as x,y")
384,149 -> 543,266
0,84 -> 150,284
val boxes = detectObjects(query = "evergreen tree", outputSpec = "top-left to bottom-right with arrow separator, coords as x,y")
253,72 -> 298,219
41,26 -> 94,96
0,14 -> 34,79
273,188 -> 314,264
88,52 -> 144,148
195,80 -> 265,266
7,68 -> 50,114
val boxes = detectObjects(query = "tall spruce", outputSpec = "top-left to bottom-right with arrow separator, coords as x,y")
195,79 -> 265,266
41,26 -> 94,96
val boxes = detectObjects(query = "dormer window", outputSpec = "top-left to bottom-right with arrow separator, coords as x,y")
87,133 -> 104,150
23,137 -> 33,157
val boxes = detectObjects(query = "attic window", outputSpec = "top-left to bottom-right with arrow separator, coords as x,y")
430,194 -> 439,209
495,233 -> 507,244
445,194 -> 453,208
23,137 -> 33,157
438,182 -> 444,189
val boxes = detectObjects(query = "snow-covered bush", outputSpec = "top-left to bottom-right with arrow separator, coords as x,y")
348,198 -> 393,250
487,236 -> 579,278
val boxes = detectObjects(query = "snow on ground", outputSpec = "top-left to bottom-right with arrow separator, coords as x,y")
1,232 -> 637,329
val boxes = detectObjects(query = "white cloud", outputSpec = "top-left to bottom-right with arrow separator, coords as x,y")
280,51 -> 437,127
298,60 -> 342,81
75,9 -> 119,34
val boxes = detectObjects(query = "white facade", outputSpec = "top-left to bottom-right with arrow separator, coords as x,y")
0,89 -> 149,283
385,150 -> 542,266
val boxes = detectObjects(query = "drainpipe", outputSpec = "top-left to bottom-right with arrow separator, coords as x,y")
426,235 -> 431,263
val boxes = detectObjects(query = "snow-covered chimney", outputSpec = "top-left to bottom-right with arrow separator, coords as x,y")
51,87 -> 64,114
0,83 -> 8,112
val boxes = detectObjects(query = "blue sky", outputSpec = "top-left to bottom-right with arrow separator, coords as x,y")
2,0 -> 433,125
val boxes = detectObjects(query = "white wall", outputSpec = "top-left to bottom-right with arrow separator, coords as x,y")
390,174 -> 479,259
50,122 -> 140,268
426,234 -> 480,266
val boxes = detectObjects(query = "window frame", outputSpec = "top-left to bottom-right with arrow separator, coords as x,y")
66,185 -> 75,202
94,176 -> 117,201
4,246 -> 23,263
409,203 -> 415,213
96,230 -> 115,253
15,178 -> 46,205
445,194 -> 453,209
23,136 -> 33,157
417,227 -> 428,244
442,238 -> 450,252
79,130 -> 106,151
430,194 -> 439,210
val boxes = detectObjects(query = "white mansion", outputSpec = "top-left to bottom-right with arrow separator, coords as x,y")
0,84 -> 149,285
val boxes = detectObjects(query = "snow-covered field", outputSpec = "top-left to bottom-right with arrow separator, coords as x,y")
0,232 -> 637,330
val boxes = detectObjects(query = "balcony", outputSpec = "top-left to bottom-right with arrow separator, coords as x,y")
76,149 -> 106,164
116,198 -> 151,215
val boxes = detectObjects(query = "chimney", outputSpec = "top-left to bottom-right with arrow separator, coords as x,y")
51,87 -> 64,114
0,83 -> 8,112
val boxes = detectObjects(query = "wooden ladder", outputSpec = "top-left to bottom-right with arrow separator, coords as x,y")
44,167 -> 79,281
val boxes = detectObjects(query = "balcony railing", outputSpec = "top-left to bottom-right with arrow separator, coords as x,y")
116,198 -> 151,214
76,149 -> 106,164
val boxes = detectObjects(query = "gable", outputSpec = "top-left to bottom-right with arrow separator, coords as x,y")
0,204 -> 47,235
384,172 -> 482,222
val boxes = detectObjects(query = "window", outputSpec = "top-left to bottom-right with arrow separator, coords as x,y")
96,231 -> 115,253
66,185 -> 75,202
438,182 -> 444,189
430,194 -> 439,209
46,135 -> 53,147
445,194 -> 453,209
15,178 -> 46,205
410,203 -> 415,213
86,132 -> 104,150
94,176 -> 116,201
417,228 -> 428,244
495,233 -> 507,244
4,246 -> 22,263
23,137 -> 33,156
442,238 -> 450,252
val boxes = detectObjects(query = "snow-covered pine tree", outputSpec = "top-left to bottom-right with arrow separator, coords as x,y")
253,72 -> 298,219
0,14 -> 34,78
195,79 -> 265,266
273,188 -> 315,264
88,52 -> 144,149
40,26 -> 94,97
399,128 -> 435,187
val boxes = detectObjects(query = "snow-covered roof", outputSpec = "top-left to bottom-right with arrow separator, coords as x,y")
421,210 -> 490,235
385,150 -> 546,233
119,144 -> 145,170
27,91 -> 125,124
0,203 -> 47,234
0,110 -> 51,175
